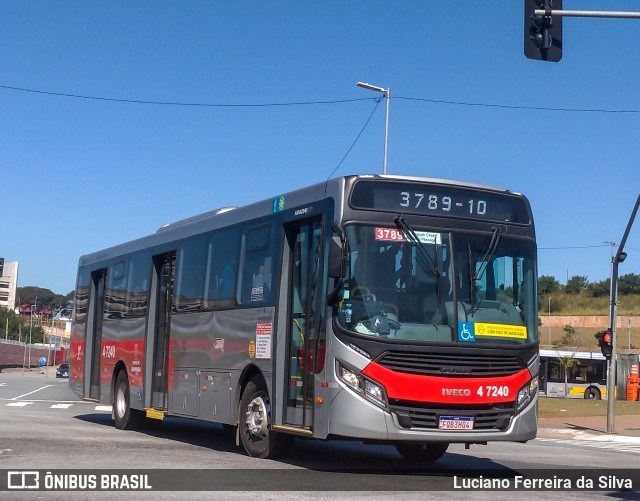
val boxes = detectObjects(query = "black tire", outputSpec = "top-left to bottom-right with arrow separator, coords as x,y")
584,387 -> 601,400
113,370 -> 144,430
395,442 -> 449,462
238,376 -> 293,458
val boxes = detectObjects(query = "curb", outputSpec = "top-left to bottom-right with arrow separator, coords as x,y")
538,428 -> 640,444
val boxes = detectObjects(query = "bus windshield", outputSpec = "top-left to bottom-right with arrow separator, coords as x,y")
337,224 -> 537,345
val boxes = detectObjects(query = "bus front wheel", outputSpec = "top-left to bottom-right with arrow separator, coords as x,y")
584,387 -> 601,400
239,376 -> 292,458
394,442 -> 449,462
113,370 -> 144,430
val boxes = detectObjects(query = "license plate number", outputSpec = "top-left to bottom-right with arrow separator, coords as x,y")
438,416 -> 474,430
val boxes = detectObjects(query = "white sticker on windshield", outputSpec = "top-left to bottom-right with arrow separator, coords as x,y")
375,228 -> 441,245
413,231 -> 442,245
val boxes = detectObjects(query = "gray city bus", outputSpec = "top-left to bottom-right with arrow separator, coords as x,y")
70,174 -> 539,461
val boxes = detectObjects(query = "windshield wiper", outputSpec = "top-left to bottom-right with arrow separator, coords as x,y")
467,226 -> 503,315
473,226 -> 502,282
394,215 -> 442,305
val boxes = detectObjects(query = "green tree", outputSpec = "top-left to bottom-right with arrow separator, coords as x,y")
16,286 -> 70,310
619,273 -> 640,295
538,275 -> 561,295
558,356 -> 578,398
565,275 -> 588,294
587,279 -> 609,298
554,324 -> 582,349
0,307 -> 45,343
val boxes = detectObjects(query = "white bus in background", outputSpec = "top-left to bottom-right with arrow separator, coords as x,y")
539,349 -> 608,399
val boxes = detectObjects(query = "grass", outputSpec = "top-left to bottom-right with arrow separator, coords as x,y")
539,292 -> 640,316
538,326 -> 640,351
538,396 -> 640,418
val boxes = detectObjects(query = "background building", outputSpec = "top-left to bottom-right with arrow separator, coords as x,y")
0,260 -> 19,311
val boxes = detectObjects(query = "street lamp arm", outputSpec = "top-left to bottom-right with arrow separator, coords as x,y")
356,81 -> 387,94
356,80 -> 390,174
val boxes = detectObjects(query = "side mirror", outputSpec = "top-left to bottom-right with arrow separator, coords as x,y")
326,222 -> 347,306
328,235 -> 345,278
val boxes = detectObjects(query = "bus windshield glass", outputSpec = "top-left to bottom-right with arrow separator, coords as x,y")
337,225 -> 537,345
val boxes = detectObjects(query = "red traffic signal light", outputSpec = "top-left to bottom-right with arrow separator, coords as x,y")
600,330 -> 613,358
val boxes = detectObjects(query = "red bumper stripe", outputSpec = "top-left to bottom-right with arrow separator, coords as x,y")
362,361 -> 531,404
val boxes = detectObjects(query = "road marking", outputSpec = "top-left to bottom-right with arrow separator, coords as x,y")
50,403 -> 73,409
0,383 -> 6,387
537,437 -> 640,454
11,384 -> 53,400
95,405 -> 112,412
6,402 -> 34,407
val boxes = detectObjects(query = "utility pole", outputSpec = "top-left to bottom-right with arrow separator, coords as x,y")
606,194 -> 640,434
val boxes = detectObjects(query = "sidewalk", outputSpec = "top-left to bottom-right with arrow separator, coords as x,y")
538,414 -> 640,443
0,366 -> 62,378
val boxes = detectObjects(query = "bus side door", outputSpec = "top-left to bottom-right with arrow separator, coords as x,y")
283,218 -> 324,430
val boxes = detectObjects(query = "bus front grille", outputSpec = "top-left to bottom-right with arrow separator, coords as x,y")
376,351 -> 523,377
389,402 -> 514,431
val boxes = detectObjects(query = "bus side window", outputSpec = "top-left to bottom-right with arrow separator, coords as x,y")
204,227 -> 240,309
174,235 -> 207,312
239,224 -> 275,305
126,252 -> 150,318
105,261 -> 126,319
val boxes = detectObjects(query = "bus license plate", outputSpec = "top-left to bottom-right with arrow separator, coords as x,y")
438,416 -> 474,430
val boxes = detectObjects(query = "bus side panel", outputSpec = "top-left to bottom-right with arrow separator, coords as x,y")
167,307 -> 276,422
100,316 -> 147,407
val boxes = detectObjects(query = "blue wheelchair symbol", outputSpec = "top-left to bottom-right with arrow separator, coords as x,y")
457,322 -> 476,342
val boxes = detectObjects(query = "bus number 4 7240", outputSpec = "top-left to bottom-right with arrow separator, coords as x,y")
477,385 -> 509,398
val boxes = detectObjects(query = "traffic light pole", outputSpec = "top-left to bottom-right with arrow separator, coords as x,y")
606,194 -> 640,434
525,2 -> 640,63
534,9 -> 640,19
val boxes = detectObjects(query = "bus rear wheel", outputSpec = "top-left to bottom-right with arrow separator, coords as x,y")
239,376 -> 292,458
113,370 -> 144,430
394,442 -> 449,462
584,387 -> 601,400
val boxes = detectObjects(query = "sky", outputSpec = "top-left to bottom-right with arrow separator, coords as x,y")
1,1 -> 639,296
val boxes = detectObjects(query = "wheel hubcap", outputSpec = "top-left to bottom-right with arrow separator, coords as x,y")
245,395 -> 268,439
116,386 -> 126,418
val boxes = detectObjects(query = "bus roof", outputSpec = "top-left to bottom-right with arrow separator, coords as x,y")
77,174 -> 523,267
539,348 -> 606,361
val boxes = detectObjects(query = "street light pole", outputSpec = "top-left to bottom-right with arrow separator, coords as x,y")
28,295 -> 37,370
606,194 -> 640,434
356,81 -> 390,174
548,296 -> 552,346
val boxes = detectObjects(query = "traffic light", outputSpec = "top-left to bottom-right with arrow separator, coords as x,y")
599,329 -> 613,359
0,257 -> 4,277
524,0 -> 562,62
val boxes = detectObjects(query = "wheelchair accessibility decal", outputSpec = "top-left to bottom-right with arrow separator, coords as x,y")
458,322 -> 528,342
457,322 -> 475,342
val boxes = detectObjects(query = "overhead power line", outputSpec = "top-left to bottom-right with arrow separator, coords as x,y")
326,97 -> 383,180
2,83 -> 640,113
539,244 -> 638,251
538,244 -> 614,250
0,84 -> 374,107
395,96 -> 640,114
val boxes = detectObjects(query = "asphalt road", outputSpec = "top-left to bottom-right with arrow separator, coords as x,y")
1,372 -> 639,500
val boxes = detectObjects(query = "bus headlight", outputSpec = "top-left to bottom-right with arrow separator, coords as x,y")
516,376 -> 539,414
337,361 -> 388,409
364,379 -> 386,408
338,364 -> 363,392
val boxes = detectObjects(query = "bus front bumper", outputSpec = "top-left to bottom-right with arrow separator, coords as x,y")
327,387 -> 538,443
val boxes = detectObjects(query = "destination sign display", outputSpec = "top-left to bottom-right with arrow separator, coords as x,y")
349,180 -> 530,224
